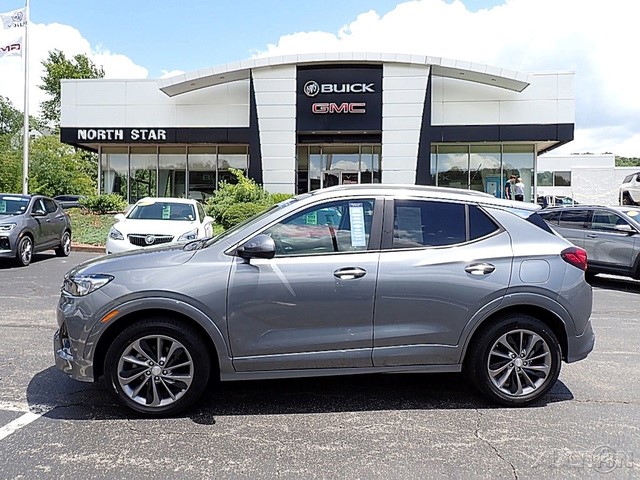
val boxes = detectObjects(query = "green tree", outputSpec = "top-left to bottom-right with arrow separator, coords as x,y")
39,50 -> 105,127
27,136 -> 95,196
616,156 -> 640,167
0,96 -> 22,136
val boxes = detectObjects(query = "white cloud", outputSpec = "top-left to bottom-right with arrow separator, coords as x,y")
0,21 -> 147,117
159,69 -> 185,79
255,0 -> 640,156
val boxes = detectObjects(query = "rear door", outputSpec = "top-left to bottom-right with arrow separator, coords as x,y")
372,198 -> 512,367
585,208 -> 637,268
552,208 -> 591,249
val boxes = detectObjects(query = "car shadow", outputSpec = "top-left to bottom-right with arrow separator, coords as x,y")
27,366 -> 574,422
0,252 -> 58,269
588,274 -> 640,294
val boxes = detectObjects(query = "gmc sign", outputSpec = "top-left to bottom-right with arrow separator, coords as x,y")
312,102 -> 366,114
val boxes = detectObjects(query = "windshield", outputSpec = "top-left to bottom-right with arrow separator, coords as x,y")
127,201 -> 195,221
0,196 -> 28,215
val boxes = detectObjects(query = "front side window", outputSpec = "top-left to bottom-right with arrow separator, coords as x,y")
263,199 -> 375,256
591,209 -> 627,231
43,199 -> 58,213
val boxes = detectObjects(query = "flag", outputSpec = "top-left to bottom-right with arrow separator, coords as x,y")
0,34 -> 22,57
1,7 -> 27,29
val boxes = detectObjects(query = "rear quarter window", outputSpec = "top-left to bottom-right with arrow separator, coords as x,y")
469,205 -> 499,240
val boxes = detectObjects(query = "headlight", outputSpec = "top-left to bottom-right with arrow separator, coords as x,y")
108,227 -> 124,240
178,228 -> 198,241
0,223 -> 17,232
62,274 -> 114,296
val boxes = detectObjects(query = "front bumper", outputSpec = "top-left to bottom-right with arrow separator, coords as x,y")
54,325 -> 95,382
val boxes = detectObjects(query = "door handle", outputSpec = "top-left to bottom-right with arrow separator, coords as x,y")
465,263 -> 496,275
334,267 -> 367,280
586,233 -> 598,238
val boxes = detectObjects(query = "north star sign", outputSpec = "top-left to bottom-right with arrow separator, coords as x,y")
76,128 -> 168,141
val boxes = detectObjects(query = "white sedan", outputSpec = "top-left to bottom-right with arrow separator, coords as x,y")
106,197 -> 214,254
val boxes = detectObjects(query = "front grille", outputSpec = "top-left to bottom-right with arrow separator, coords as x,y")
127,234 -> 174,247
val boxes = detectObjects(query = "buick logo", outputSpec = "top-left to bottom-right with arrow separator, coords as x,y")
145,235 -> 155,245
12,11 -> 24,22
303,81 -> 320,97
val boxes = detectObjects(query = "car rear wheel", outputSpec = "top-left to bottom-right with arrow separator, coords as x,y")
622,192 -> 634,205
55,231 -> 71,257
15,235 -> 33,267
105,318 -> 210,416
466,314 -> 561,406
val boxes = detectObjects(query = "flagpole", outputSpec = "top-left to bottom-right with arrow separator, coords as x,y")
21,0 -> 29,194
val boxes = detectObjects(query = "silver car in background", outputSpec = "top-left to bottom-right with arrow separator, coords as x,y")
539,204 -> 640,279
54,185 -> 594,416
0,193 -> 72,266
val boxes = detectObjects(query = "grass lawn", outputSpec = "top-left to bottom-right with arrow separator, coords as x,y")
68,209 -> 117,246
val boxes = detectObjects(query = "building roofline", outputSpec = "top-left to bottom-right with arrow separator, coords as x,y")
157,52 -> 531,97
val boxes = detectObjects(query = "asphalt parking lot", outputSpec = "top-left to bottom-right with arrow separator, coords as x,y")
0,251 -> 639,479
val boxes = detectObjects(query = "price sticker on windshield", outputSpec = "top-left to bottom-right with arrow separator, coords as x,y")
349,202 -> 367,247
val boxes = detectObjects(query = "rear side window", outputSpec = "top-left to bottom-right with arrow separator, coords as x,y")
559,209 -> 591,229
539,210 -> 561,225
391,200 -> 497,249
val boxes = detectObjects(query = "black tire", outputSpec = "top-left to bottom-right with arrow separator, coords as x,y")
105,318 -> 211,417
15,235 -> 33,267
622,193 -> 634,205
465,314 -> 562,406
55,230 -> 71,257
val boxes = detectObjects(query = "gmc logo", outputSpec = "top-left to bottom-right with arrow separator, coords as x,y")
1,43 -> 21,53
312,102 -> 366,114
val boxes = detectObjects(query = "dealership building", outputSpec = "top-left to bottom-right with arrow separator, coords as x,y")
59,52 -> 575,203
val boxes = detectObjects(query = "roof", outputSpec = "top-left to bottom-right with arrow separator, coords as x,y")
158,52 -> 531,97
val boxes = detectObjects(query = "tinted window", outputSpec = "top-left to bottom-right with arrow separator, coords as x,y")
539,210 -> 561,225
197,203 -> 205,221
469,205 -> 499,240
392,200 -> 465,248
43,198 -> 58,213
559,210 -> 590,229
264,199 -> 375,256
591,209 -> 628,231
31,199 -> 46,214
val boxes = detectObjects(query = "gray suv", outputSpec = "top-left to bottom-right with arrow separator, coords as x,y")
54,185 -> 594,416
539,205 -> 640,279
0,194 -> 72,266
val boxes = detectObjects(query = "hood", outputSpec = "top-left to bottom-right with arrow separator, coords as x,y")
112,219 -> 198,237
68,243 -> 197,277
0,214 -> 20,222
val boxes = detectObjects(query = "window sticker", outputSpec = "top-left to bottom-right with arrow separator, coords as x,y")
162,205 -> 171,219
349,202 -> 367,247
305,211 -> 318,225
0,201 -> 5,213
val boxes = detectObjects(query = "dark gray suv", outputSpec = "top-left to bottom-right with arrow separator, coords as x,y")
539,205 -> 640,279
0,194 -> 72,266
54,185 -> 594,416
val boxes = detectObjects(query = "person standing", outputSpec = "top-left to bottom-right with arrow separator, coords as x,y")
514,177 -> 525,201
504,175 -> 514,200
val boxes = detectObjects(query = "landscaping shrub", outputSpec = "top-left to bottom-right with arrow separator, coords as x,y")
220,202 -> 268,229
82,193 -> 127,214
269,192 -> 294,204
205,168 -> 271,223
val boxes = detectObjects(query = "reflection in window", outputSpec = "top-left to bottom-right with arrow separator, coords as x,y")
263,199 -> 375,256
393,200 -> 466,248
100,147 -> 128,200
130,147 -> 158,203
159,146 -> 186,198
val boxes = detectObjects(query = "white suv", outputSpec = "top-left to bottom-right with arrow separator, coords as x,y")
620,172 -> 640,205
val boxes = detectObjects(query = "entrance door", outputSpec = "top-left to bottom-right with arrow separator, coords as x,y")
322,170 -> 360,188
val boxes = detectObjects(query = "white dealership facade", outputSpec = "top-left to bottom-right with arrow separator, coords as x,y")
60,52 -> 577,204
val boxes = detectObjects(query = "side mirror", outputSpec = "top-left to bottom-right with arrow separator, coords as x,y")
114,213 -> 126,222
236,234 -> 275,260
614,224 -> 636,234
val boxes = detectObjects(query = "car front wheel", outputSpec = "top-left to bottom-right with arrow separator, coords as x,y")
55,231 -> 71,257
105,318 -> 211,416
15,235 -> 33,267
466,314 -> 561,406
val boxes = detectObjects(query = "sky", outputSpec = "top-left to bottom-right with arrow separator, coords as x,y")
0,0 -> 638,156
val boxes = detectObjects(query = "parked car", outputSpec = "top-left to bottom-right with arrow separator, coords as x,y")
55,185 -> 594,416
539,204 -> 640,279
0,193 -> 72,266
105,197 -> 214,254
536,195 -> 578,208
619,172 -> 640,205
54,195 -> 85,209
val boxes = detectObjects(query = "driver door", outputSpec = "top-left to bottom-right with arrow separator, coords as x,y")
227,197 -> 382,372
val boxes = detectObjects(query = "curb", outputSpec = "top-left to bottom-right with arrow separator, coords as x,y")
71,243 -> 105,253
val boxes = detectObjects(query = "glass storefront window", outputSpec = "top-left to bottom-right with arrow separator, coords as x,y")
100,147 -> 128,200
309,146 -> 322,192
159,146 -> 186,198
130,147 -> 157,203
503,145 -> 534,202
218,145 -> 249,184
470,145 -> 501,197
436,145 -> 468,189
188,146 -> 217,202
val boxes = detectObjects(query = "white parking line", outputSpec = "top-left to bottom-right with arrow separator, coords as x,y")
0,402 -> 55,441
